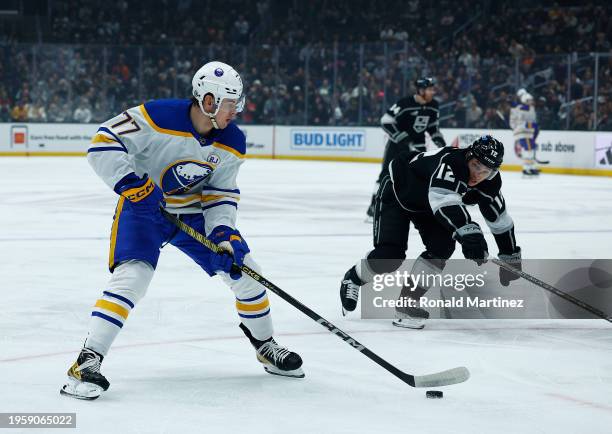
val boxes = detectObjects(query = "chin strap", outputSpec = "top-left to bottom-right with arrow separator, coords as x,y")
198,100 -> 220,129
208,114 -> 220,129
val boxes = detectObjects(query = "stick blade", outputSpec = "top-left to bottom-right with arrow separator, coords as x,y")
413,366 -> 470,388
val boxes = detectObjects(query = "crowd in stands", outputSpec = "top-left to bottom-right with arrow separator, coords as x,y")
0,0 -> 611,130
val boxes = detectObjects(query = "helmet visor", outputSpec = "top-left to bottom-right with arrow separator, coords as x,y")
469,158 -> 497,180
219,95 -> 245,114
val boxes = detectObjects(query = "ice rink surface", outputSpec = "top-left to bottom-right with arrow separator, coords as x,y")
1,157 -> 612,434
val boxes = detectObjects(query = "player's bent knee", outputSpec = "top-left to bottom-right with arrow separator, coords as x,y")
366,246 -> 406,274
106,260 -> 154,306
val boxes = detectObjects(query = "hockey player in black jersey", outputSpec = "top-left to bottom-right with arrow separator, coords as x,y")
343,135 -> 523,329
366,77 -> 446,219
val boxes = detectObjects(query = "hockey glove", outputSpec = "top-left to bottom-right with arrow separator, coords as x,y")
209,225 -> 250,280
208,251 -> 237,276
454,223 -> 489,265
498,247 -> 522,287
461,189 -> 480,206
115,173 -> 165,221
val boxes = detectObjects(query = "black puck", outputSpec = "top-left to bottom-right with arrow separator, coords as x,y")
426,390 -> 443,399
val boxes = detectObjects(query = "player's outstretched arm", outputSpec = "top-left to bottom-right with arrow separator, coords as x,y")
463,177 -> 522,285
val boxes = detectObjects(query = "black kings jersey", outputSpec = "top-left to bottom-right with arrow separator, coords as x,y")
389,147 -> 517,253
380,96 -> 445,147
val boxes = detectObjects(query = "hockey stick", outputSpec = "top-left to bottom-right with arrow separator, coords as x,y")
160,207 -> 470,388
495,110 -> 549,164
492,258 -> 612,323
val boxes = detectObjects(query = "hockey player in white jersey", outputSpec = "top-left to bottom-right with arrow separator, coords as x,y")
60,61 -> 304,400
510,89 -> 540,176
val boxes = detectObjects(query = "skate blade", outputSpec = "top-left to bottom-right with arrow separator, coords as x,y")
264,365 -> 305,378
392,318 -> 425,329
60,376 -> 104,400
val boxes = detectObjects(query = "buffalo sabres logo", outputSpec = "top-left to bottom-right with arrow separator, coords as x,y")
161,160 -> 215,195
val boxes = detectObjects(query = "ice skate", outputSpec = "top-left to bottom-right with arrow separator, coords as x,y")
256,339 -> 305,378
239,323 -> 304,378
392,305 -> 430,329
340,266 -> 363,316
60,348 -> 109,400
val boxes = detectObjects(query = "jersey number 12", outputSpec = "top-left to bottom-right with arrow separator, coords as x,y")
436,163 -> 455,182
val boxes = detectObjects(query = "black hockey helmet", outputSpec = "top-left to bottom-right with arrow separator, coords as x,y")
415,77 -> 435,90
466,135 -> 504,169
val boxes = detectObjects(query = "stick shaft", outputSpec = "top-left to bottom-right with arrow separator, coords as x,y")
492,258 -> 612,323
160,208 -> 418,385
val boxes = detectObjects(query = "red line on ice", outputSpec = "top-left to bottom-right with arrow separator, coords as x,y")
546,392 -> 612,414
0,326 -> 606,363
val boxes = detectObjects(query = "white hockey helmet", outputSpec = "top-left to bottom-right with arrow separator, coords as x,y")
192,61 -> 245,127
517,88 -> 533,104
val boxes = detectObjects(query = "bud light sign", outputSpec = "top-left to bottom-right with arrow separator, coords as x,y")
291,129 -> 366,151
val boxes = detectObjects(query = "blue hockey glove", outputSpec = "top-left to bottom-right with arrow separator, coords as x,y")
115,173 -> 165,221
208,250 -> 236,276
209,226 -> 250,279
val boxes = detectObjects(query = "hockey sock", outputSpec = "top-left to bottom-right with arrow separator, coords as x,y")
84,260 -> 153,356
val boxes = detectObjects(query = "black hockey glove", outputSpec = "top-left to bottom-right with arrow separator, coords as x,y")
461,189 -> 480,206
454,223 -> 488,265
498,247 -> 522,287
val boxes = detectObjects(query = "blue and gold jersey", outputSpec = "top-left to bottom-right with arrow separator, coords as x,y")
87,98 -> 246,233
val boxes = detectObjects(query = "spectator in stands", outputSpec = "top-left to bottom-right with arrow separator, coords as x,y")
73,98 -> 93,123
1,0 -> 610,131
27,99 -> 47,122
0,87 -> 11,122
234,15 -> 250,45
465,98 -> 483,127
483,107 -> 507,129
10,100 -> 28,122
47,95 -> 71,123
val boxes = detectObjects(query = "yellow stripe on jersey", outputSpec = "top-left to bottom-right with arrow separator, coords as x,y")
212,141 -> 245,159
91,133 -> 119,144
201,194 -> 240,203
109,197 -> 125,270
236,298 -> 270,312
201,194 -> 225,202
95,299 -> 130,319
139,104 -> 193,137
164,194 -> 202,204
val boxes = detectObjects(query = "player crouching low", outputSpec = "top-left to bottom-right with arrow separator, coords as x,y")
61,61 -> 303,400
340,136 -> 523,329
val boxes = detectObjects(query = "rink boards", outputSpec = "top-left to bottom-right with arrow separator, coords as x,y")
1,123 -> 611,176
